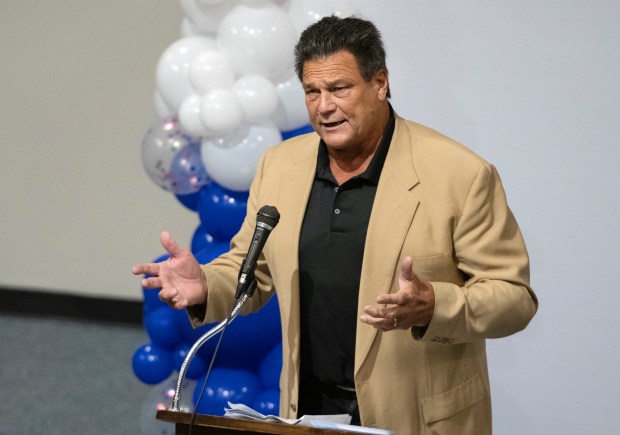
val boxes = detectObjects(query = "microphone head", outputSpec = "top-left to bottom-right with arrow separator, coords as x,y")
257,205 -> 280,228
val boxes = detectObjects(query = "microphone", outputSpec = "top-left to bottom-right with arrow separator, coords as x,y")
235,205 -> 280,299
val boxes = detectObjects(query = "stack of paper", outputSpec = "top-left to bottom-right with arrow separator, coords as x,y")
224,402 -> 394,434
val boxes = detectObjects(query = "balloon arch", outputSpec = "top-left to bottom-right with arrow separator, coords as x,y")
132,0 -> 356,433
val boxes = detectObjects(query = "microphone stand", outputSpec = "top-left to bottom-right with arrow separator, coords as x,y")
170,279 -> 257,412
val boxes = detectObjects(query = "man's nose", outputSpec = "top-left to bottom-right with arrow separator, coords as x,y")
317,92 -> 336,114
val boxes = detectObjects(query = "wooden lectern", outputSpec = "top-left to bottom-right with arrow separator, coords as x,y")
157,410 -> 355,434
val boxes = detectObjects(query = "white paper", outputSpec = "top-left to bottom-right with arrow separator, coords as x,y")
223,402 -> 394,434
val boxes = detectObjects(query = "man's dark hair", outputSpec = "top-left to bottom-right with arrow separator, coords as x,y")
294,16 -> 391,98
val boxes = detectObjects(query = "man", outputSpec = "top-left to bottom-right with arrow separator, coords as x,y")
133,16 -> 538,435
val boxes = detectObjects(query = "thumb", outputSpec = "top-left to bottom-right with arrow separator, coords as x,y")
400,256 -> 415,282
160,231 -> 183,258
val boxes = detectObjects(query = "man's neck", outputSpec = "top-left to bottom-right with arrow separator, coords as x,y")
329,150 -> 376,185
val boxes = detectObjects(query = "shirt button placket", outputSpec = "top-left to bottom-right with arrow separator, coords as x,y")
333,186 -> 341,216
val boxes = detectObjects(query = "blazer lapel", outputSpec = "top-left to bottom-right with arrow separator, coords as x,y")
355,117 -> 421,377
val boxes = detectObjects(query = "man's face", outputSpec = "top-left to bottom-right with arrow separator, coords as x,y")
302,50 -> 388,154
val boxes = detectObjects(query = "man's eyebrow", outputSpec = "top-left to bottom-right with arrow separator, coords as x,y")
303,78 -> 350,89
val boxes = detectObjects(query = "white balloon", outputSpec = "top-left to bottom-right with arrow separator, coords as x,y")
154,89 -> 175,119
232,75 -> 278,123
238,0 -> 273,5
205,124 -> 252,149
181,0 -> 238,34
199,88 -> 243,135
190,50 -> 235,94
201,122 -> 282,191
179,94 -> 210,137
271,75 -> 309,131
156,36 -> 216,112
217,3 -> 297,81
288,0 -> 356,33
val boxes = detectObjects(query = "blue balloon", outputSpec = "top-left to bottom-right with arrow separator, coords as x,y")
258,342 -> 282,390
281,123 -> 314,140
217,296 -> 282,369
197,183 -> 248,242
191,224 -> 230,255
173,342 -> 208,380
142,253 -> 171,314
193,240 -> 230,264
191,224 -> 215,253
193,368 -> 260,416
145,307 -> 185,350
176,190 -> 201,211
132,343 -> 173,385
176,309 -> 207,341
252,389 -> 280,415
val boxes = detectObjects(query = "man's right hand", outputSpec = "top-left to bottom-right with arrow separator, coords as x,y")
131,231 -> 207,310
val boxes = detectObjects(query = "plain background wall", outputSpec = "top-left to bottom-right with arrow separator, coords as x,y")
1,1 -> 619,433
1,1 -> 194,300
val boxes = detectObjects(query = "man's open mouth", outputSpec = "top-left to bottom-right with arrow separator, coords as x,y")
322,120 -> 345,128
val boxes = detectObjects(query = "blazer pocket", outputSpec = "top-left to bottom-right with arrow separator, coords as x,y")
420,374 -> 486,424
412,252 -> 465,286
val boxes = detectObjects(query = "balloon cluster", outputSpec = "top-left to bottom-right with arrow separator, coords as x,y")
134,0 -> 356,431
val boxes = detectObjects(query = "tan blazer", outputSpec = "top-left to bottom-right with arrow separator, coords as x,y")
195,116 -> 538,435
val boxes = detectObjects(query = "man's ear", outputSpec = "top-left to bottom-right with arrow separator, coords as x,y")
374,69 -> 389,101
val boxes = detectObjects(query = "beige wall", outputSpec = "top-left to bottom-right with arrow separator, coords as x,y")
0,1 -> 196,300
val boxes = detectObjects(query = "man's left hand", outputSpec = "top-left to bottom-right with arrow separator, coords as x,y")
360,256 -> 435,331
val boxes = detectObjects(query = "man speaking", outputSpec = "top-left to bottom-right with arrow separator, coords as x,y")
133,16 -> 538,435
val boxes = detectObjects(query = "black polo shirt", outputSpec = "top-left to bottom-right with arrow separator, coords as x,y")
298,110 -> 395,388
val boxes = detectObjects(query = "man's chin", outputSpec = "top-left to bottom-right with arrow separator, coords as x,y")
318,130 -> 351,149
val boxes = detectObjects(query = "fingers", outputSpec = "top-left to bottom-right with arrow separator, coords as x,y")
158,287 -> 177,303
377,291 -> 409,305
132,231 -> 178,275
361,256 -> 417,331
398,256 -> 425,296
376,256 -> 420,305
160,231 -> 183,257
158,287 -> 189,310
363,303 -> 394,318
361,257 -> 433,332
360,313 -> 398,331
140,276 -> 162,289
132,263 -> 160,276
361,305 -> 400,331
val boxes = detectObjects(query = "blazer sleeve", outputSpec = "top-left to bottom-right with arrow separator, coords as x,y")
414,163 -> 538,343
